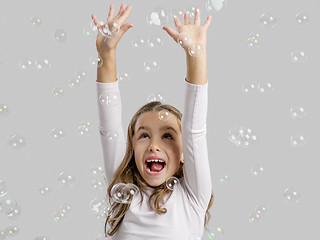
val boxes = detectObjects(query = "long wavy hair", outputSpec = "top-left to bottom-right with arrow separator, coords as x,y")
105,101 -> 214,237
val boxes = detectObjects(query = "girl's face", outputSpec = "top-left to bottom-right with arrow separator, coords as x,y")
133,111 -> 184,187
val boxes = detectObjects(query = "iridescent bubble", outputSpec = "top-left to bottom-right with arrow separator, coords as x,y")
218,174 -> 230,183
295,13 -> 309,25
53,29 -> 67,43
52,87 -> 64,98
166,176 -> 179,190
5,225 -> 19,237
117,72 -> 130,82
258,81 -> 274,93
35,56 -> 51,70
8,135 -> 26,149
177,33 -> 191,49
98,92 -> 120,105
248,32 -> 261,48
242,82 -> 257,93
283,187 -> 300,203
290,134 -> 306,147
158,109 -> 170,121
290,106 -> 306,119
75,70 -> 88,83
251,164 -> 264,176
111,183 -> 131,203
89,56 -> 103,68
291,50 -> 307,63
50,128 -> 65,141
38,185 -> 51,196
68,76 -> 81,88
19,58 -> 33,70
259,13 -> 277,29
0,104 -> 10,116
147,34 -> 163,48
146,93 -> 165,103
144,60 -> 159,72
206,0 -> 227,11
188,43 -> 205,58
0,180 -> 7,197
132,34 -> 147,48
30,17 -> 42,28
58,172 -> 75,187
6,204 -> 22,220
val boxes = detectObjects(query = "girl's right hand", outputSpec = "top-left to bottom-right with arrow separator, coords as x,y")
91,3 -> 134,58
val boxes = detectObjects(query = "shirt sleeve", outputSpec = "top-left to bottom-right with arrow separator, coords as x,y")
96,79 -> 126,185
181,77 -> 212,210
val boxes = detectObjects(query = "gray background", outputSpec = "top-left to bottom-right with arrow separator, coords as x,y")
1,0 -> 320,239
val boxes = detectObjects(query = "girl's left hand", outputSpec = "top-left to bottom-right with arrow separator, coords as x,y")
163,9 -> 212,52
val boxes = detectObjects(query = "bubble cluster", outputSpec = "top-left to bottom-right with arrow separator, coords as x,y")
166,176 -> 179,190
242,81 -> 274,94
249,204 -> 267,223
283,187 -> 300,203
19,57 -> 51,71
259,13 -> 277,29
290,106 -> 306,119
248,32 -> 261,48
53,203 -> 72,222
111,183 -> 140,204
228,127 -> 259,148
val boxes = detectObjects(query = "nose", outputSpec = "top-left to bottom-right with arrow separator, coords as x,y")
149,144 -> 160,152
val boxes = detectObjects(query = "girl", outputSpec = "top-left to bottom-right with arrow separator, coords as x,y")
92,3 -> 214,239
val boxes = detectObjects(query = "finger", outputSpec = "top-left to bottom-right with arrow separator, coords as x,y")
194,8 -> 200,25
173,15 -> 182,29
184,12 -> 190,25
107,4 -> 115,22
203,15 -> 212,30
117,5 -> 132,25
91,14 -> 101,27
162,25 -> 179,43
115,3 -> 126,20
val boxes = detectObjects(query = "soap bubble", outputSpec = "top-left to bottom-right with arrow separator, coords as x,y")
166,177 -> 179,190
53,29 -> 67,43
259,13 -> 277,29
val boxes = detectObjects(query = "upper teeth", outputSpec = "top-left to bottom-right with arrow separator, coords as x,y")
146,159 -> 165,163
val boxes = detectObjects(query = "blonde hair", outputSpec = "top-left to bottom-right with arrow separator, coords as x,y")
105,101 -> 214,237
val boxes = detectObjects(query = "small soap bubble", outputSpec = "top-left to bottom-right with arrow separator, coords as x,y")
290,134 -> 306,147
258,82 -> 273,93
126,183 -> 140,197
248,210 -> 262,223
158,109 -> 170,121
0,197 -> 18,213
89,197 -> 109,217
75,70 -> 88,83
5,225 -> 19,237
132,34 -> 147,48
291,50 -> 307,63
255,204 -> 267,217
8,135 -> 26,149
188,43 -> 205,58
30,17 -> 42,28
147,93 -> 165,103
60,203 -> 71,214
38,185 -> 51,196
259,13 -> 277,29
53,29 -> 67,43
106,131 -> 120,143
6,204 -> 22,220
185,6 -> 197,23
52,87 -> 64,98
166,176 -> 179,190
171,9 -> 184,22
53,209 -> 67,222
90,165 -> 104,178
0,180 -> 7,197
78,120 -> 92,136
295,13 -> 309,25
89,56 -> 103,68
92,174 -> 107,197
0,104 -> 10,116
283,187 -> 300,203
251,164 -> 264,176
218,175 -> 230,183
98,19 -> 120,38
111,183 -> 131,203
147,7 -> 169,26
290,106 -> 306,119
117,72 -> 130,82
35,236 -> 49,240
144,60 -> 159,72
242,82 -> 257,93
69,76 -> 81,88
147,34 -> 164,48
248,32 -> 261,48
58,172 -> 75,187
50,128 -> 65,141
177,33 -> 191,49
35,56 -> 51,70
19,58 -> 33,70
98,92 -> 120,106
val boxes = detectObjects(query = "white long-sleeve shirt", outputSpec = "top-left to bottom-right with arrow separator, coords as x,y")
96,78 -> 212,240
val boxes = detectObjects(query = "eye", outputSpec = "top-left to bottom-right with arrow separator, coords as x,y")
139,133 -> 173,140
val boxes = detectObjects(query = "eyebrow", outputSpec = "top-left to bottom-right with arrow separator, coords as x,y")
136,126 -> 178,135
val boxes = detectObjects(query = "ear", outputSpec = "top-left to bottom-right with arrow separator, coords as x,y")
180,152 -> 184,163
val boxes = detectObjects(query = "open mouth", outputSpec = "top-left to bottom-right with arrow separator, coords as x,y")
144,161 -> 166,175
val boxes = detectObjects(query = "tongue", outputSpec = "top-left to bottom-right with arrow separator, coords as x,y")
150,162 -> 164,172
